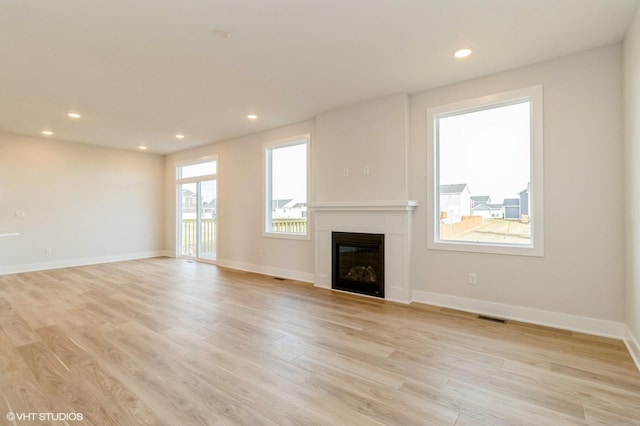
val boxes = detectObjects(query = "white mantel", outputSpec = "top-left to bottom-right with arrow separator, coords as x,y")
310,200 -> 417,303
310,200 -> 418,212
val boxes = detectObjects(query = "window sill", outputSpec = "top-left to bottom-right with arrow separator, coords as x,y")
263,231 -> 311,241
428,240 -> 543,257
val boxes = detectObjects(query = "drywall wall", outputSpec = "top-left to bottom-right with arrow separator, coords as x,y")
410,45 -> 625,323
624,7 -> 640,360
0,133 -> 165,273
313,93 -> 409,202
164,120 -> 315,281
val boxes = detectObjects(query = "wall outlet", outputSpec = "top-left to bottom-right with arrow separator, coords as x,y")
45,247 -> 53,255
343,168 -> 349,177
14,210 -> 25,218
468,273 -> 477,285
363,165 -> 370,175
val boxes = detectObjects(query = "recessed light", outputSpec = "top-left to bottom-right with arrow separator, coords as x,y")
138,145 -> 148,150
41,130 -> 53,136
247,114 -> 258,120
454,48 -> 472,59
175,134 -> 185,139
67,112 -> 81,119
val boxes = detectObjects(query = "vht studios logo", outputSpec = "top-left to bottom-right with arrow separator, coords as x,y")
6,412 -> 84,422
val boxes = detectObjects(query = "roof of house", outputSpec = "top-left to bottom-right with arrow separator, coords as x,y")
471,195 -> 490,202
272,199 -> 294,209
503,198 -> 520,206
472,203 -> 503,212
440,184 -> 468,194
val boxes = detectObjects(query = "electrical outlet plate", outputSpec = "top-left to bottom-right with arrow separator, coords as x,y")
468,273 -> 477,285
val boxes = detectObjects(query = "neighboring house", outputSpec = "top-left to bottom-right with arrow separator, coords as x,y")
503,198 -> 521,220
181,188 -> 197,219
202,199 -> 216,219
273,199 -> 306,219
471,203 -> 492,218
487,203 -> 505,218
440,184 -> 471,224
470,195 -> 491,209
519,183 -> 531,217
182,188 -> 216,219
292,202 -> 307,218
472,203 -> 504,219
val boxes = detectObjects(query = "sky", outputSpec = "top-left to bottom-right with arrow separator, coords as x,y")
438,101 -> 530,203
179,160 -> 217,179
271,143 -> 307,202
179,161 -> 217,205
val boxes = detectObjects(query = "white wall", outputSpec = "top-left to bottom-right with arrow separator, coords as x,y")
164,120 -> 315,281
163,47 -> 627,335
313,94 -> 409,202
410,45 -> 625,323
0,133 -> 165,273
624,7 -> 640,360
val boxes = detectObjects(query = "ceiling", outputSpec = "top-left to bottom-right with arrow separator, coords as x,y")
0,0 -> 638,154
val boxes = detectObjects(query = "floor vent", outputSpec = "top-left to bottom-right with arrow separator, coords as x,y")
273,277 -> 286,281
477,315 -> 507,324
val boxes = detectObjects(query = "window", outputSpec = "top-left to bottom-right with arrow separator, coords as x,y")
264,134 -> 310,238
428,86 -> 543,256
177,160 -> 217,179
176,158 -> 217,261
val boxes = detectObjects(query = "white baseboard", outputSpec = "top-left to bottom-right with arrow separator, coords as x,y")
0,251 -> 167,276
412,290 -> 624,339
624,326 -> 640,372
215,258 -> 314,283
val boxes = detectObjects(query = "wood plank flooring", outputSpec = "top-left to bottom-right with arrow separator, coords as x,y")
1,257 -> 639,425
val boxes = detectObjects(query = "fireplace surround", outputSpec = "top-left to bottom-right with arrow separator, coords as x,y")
311,200 -> 417,303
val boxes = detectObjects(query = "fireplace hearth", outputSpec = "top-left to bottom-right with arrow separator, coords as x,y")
332,232 -> 384,298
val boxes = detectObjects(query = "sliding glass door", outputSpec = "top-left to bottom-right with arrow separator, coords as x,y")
177,159 -> 217,262
198,179 -> 217,260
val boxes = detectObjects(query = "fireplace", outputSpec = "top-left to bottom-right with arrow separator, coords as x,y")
332,232 -> 384,298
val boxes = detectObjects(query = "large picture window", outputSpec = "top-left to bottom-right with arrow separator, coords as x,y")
428,86 -> 544,256
264,134 -> 310,238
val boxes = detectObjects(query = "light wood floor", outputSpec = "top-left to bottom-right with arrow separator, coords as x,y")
1,258 -> 639,425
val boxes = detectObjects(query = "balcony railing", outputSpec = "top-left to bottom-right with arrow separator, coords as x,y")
181,217 -> 307,257
181,219 -> 216,257
271,218 -> 307,234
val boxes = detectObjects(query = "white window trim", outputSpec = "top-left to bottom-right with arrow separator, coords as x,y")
427,85 -> 544,257
263,134 -> 311,240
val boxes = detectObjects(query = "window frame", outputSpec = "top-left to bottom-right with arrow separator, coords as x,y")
175,156 -> 218,261
427,85 -> 544,257
263,134 -> 311,240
